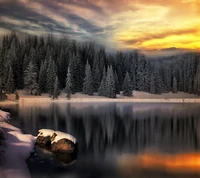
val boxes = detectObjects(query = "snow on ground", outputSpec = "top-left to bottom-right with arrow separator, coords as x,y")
38,129 -> 76,144
4,90 -> 200,103
0,109 -> 36,178
0,110 -> 10,122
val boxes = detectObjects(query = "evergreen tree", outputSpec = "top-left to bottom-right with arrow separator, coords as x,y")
46,57 -> 56,96
58,48 -> 69,89
70,53 -> 84,93
93,65 -> 101,92
154,65 -> 163,94
144,60 -> 151,92
163,64 -> 172,92
83,61 -> 94,95
137,54 -> 146,91
65,66 -> 72,99
53,76 -> 59,99
39,60 -> 47,93
123,72 -> 132,96
172,77 -> 178,93
106,66 -> 116,98
34,83 -> 41,96
5,66 -> 15,94
114,71 -> 120,94
194,62 -> 200,95
188,78 -> 193,93
24,61 -> 37,95
150,73 -> 156,94
98,67 -> 107,96
115,51 -> 124,89
0,77 -> 3,100
130,63 -> 136,90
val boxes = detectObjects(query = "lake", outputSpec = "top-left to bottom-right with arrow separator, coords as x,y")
2,102 -> 200,178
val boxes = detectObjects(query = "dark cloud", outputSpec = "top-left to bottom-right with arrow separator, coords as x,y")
0,0 -> 110,42
0,2 -> 67,32
42,0 -> 104,14
34,0 -> 107,34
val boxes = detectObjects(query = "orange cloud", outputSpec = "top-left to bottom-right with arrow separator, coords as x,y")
119,27 -> 200,50
113,0 -> 200,50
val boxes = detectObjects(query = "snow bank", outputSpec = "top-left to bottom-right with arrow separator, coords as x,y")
0,110 -> 10,122
0,110 -> 36,178
38,129 -> 76,144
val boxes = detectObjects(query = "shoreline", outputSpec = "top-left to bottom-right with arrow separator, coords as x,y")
1,98 -> 200,104
1,90 -> 199,104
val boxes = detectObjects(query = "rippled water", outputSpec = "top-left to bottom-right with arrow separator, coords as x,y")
2,102 -> 200,178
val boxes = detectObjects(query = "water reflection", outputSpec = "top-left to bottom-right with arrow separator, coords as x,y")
3,102 -> 200,177
6,103 -> 200,156
119,152 -> 200,177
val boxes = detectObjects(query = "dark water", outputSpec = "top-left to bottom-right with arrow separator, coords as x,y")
2,102 -> 200,178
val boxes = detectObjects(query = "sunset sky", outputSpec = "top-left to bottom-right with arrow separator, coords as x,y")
0,0 -> 200,53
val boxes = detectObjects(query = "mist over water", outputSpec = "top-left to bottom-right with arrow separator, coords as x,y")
3,103 -> 200,178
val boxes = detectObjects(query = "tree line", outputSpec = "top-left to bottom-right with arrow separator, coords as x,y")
0,31 -> 200,99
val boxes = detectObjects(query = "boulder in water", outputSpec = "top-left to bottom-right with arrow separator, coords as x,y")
36,129 -> 78,154
51,138 -> 78,153
36,133 -> 57,148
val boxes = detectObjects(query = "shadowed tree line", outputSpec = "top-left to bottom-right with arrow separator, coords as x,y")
0,31 -> 200,99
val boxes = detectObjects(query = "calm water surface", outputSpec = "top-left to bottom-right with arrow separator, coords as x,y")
2,102 -> 200,178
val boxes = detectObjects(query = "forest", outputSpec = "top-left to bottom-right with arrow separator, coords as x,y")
0,31 -> 200,99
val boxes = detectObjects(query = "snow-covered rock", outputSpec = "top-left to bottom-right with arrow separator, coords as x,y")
37,129 -> 76,144
51,138 -> 78,153
36,129 -> 77,154
53,131 -> 76,144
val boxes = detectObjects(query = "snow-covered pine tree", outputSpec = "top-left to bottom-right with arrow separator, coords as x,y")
98,67 -> 107,96
53,76 -> 59,99
154,65 -> 163,94
130,63 -> 136,90
144,60 -> 151,92
150,73 -> 156,94
123,72 -> 132,96
46,57 -> 56,97
106,66 -> 116,98
0,78 -> 3,99
93,65 -> 101,92
58,48 -> 69,89
172,77 -> 177,93
136,54 -> 146,91
24,61 -> 37,95
5,66 -> 15,94
194,62 -> 200,95
65,66 -> 72,100
69,53 -> 84,93
114,71 -> 120,94
83,61 -> 93,95
39,60 -> 48,93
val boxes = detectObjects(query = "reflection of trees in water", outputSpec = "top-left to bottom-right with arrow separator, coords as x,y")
7,103 -> 200,155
